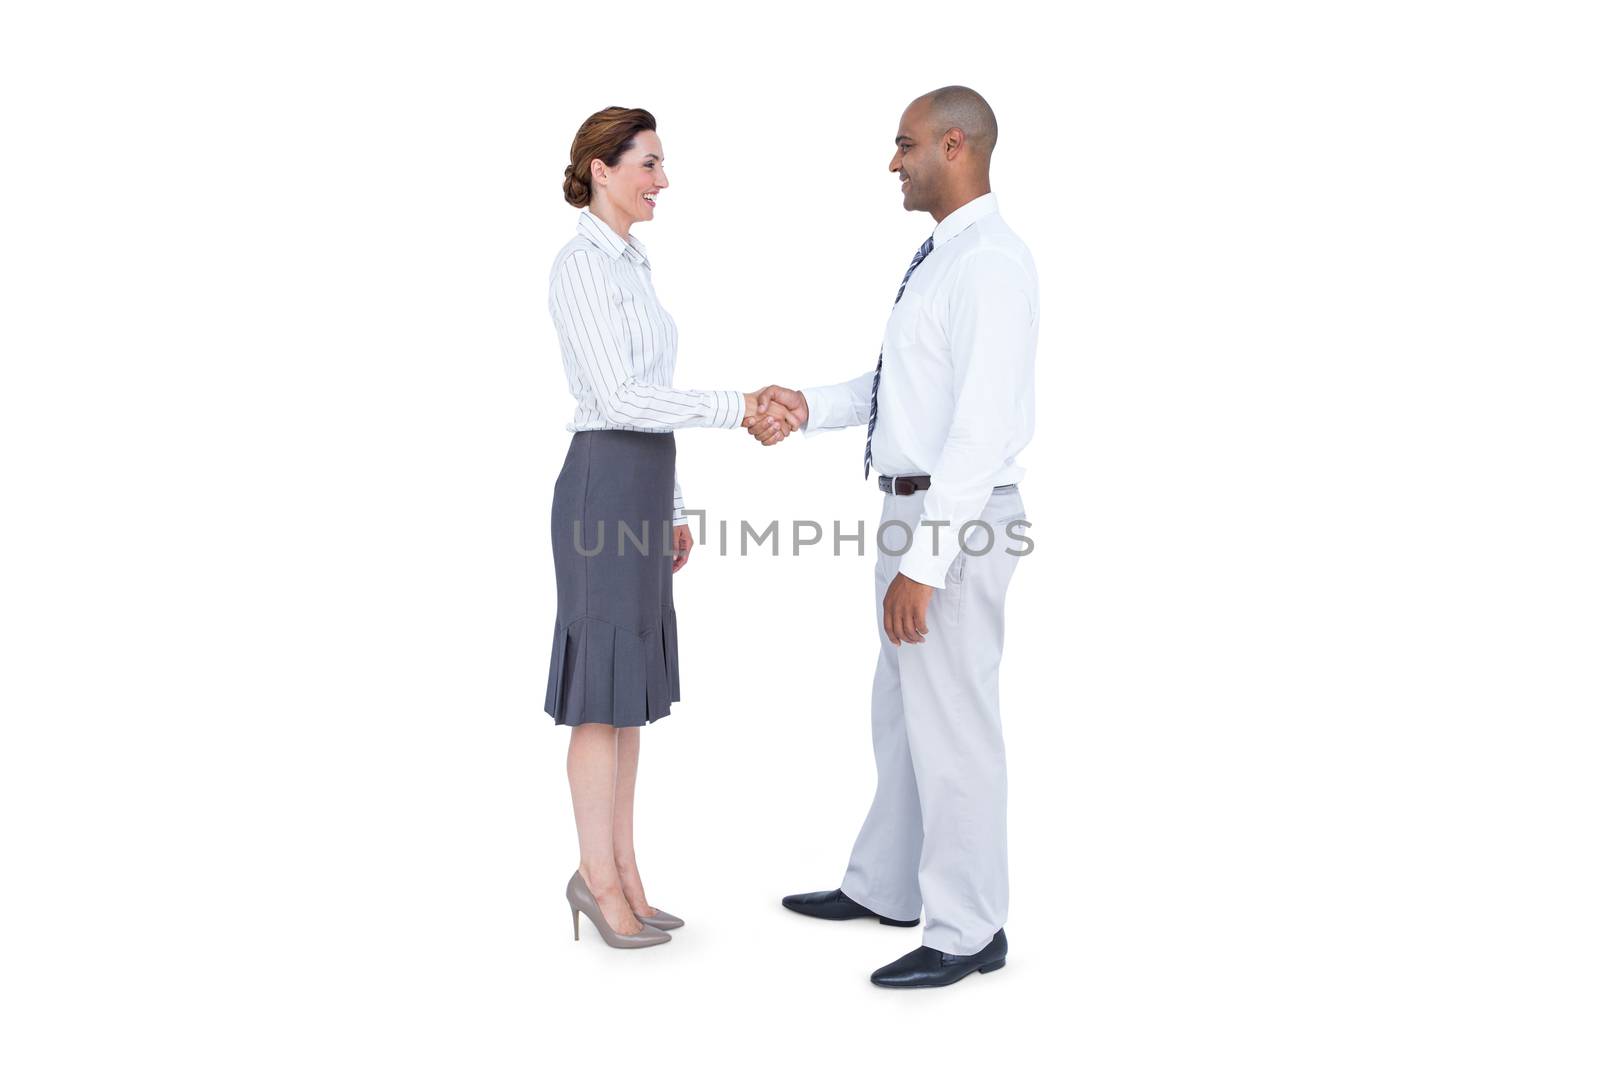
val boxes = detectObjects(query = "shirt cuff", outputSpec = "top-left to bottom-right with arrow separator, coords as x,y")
715,390 -> 747,429
798,383 -> 851,436
896,523 -> 960,590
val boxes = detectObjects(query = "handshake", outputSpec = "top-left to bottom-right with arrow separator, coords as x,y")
740,385 -> 809,446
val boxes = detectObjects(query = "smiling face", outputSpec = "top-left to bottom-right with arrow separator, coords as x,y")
593,129 -> 669,226
889,99 -> 942,214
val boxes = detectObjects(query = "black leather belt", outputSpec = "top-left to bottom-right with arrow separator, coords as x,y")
878,475 -> 1017,496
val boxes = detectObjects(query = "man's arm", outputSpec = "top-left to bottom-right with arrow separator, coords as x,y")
743,372 -> 874,444
793,371 -> 875,434
896,252 -> 1035,590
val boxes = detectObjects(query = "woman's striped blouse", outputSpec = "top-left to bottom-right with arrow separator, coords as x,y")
548,209 -> 744,524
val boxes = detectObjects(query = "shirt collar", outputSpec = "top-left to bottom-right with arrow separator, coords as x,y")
930,192 -> 999,249
577,207 -> 650,268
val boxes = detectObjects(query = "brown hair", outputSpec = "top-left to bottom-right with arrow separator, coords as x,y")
563,107 -> 657,208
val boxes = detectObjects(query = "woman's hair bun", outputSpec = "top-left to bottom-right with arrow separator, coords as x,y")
562,162 -> 590,208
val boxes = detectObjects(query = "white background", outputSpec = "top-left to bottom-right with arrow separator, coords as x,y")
3,1 -> 1597,1063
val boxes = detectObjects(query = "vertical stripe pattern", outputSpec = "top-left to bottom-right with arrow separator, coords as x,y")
548,209 -> 745,521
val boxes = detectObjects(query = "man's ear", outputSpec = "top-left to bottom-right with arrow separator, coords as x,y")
944,127 -> 967,160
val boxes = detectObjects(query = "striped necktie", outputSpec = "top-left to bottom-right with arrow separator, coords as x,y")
864,236 -> 935,478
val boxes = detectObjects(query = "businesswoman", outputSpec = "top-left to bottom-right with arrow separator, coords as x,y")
545,107 -> 796,948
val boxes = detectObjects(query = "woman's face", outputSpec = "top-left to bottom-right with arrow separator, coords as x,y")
596,130 -> 668,226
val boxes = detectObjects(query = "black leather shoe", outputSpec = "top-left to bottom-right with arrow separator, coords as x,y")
869,928 -> 1007,988
780,888 -> 920,927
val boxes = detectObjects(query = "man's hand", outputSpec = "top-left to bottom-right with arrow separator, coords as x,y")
883,572 -> 935,646
672,522 -> 693,573
743,385 -> 809,446
743,399 -> 799,444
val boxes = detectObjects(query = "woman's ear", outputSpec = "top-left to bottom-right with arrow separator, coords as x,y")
590,157 -> 607,187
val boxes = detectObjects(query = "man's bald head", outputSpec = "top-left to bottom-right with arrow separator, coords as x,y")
890,86 -> 997,220
917,85 -> 998,159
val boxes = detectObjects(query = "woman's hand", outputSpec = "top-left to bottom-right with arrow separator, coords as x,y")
672,522 -> 694,573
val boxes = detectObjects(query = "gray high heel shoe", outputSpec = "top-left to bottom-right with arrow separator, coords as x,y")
566,871 -> 671,948
635,907 -> 684,931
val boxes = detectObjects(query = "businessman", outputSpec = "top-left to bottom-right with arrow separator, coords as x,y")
747,86 -> 1037,988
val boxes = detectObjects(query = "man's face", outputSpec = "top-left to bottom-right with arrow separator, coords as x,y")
888,101 -> 940,213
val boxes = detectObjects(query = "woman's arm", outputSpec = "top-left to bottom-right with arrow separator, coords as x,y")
550,250 -> 751,430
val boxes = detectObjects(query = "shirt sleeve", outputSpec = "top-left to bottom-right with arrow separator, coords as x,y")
672,475 -> 688,526
897,252 -> 1036,589
799,369 -> 876,435
550,250 -> 745,430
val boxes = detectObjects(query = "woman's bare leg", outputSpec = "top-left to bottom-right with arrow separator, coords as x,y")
567,724 -> 643,934
612,726 -> 657,917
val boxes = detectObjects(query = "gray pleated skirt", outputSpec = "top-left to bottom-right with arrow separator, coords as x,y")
544,430 -> 680,726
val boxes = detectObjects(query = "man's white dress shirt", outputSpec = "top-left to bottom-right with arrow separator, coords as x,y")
802,193 -> 1038,587
548,208 -> 745,524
